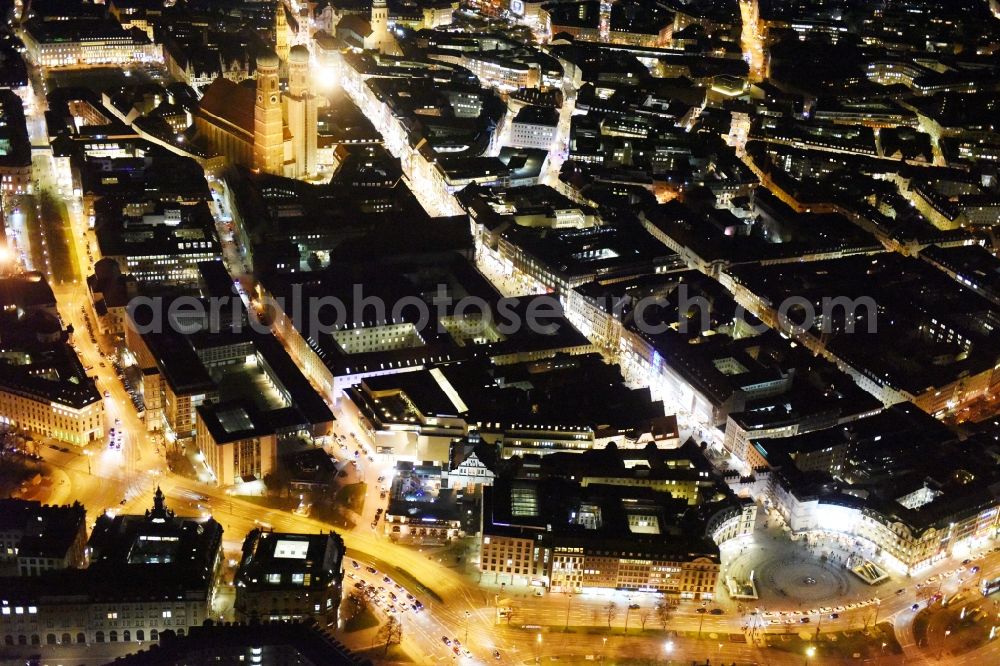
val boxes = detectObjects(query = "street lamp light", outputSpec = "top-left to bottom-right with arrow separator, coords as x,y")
939,630 -> 952,660
876,641 -> 888,665
870,598 -> 882,628
804,645 -> 816,666
663,640 -> 674,665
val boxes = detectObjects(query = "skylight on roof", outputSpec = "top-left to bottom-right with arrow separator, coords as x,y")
274,539 -> 309,559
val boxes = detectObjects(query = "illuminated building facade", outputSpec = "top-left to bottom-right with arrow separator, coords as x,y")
463,55 -> 540,90
0,388 -> 104,447
254,51 -> 285,175
21,18 -> 162,68
284,46 -> 319,177
195,402 -> 279,487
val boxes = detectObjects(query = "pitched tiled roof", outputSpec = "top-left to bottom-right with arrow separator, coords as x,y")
337,14 -> 373,39
198,77 -> 255,138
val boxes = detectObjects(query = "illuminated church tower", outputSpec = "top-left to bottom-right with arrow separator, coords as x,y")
275,2 -> 290,63
253,51 -> 284,174
368,0 -> 399,54
285,45 -> 318,178
371,0 -> 388,33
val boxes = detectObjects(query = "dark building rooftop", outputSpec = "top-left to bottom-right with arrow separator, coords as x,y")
0,272 -> 56,311
0,490 -> 223,606
726,254 -> 1000,397
0,499 -> 86,561
483,475 -> 722,561
86,488 -> 223,596
234,529 -> 344,594
0,89 -> 31,170
0,279 -> 101,410
513,104 -> 559,127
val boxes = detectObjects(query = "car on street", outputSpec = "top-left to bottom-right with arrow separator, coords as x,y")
628,603 -> 640,610
696,607 -> 706,614
710,608 -> 724,615
442,637 -> 451,646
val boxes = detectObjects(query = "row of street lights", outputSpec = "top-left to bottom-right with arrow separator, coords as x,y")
530,635 -> 719,665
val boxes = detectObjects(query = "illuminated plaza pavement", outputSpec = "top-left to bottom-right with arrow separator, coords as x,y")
720,515 -> 875,613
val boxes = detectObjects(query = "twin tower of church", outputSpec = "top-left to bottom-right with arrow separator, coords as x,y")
253,2 -> 317,178
253,0 -> 398,177
252,44 -> 317,178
